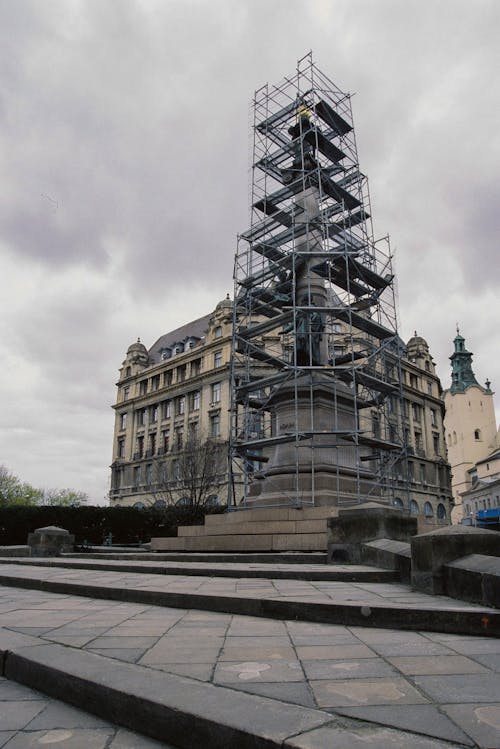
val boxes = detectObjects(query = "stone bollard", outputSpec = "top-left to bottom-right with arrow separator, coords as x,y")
411,525 -> 500,596
27,526 -> 75,557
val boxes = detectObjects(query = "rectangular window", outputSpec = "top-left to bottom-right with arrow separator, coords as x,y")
119,412 -> 127,430
189,390 -> 200,411
176,396 -> 186,415
123,386 -> 130,402
137,435 -> 144,459
332,322 -> 342,334
151,375 -> 160,391
175,427 -> 184,450
145,464 -> 152,485
163,370 -> 173,387
427,381 -> 433,395
211,382 -> 221,403
214,351 -> 222,368
162,429 -> 170,453
150,405 -> 158,423
117,438 -> 125,458
189,420 -> 198,438
163,401 -> 172,419
414,431 -> 422,450
410,374 -> 418,389
412,403 -> 421,422
133,466 -> 140,487
210,413 -> 221,438
149,432 -> 156,455
420,464 -> 426,483
177,365 -> 186,382
191,358 -> 201,377
430,408 -> 437,427
433,432 -> 439,453
139,380 -> 148,395
137,409 -> 146,427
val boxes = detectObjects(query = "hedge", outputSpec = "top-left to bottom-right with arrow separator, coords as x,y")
0,505 -> 225,547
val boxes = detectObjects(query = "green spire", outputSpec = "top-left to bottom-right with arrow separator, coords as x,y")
449,327 -> 479,393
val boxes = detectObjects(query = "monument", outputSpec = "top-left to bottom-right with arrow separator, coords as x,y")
229,54 -> 407,509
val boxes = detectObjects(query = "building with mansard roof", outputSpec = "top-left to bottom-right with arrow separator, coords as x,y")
109,304 -> 452,528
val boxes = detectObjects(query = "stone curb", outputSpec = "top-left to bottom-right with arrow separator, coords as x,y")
0,557 -> 397,582
0,571 -> 497,637
65,552 -> 329,564
2,642 -> 333,749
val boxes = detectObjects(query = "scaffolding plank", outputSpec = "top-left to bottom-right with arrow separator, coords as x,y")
256,101 -> 298,132
343,434 -> 401,451
335,308 -> 394,340
235,371 -> 296,397
237,311 -> 293,340
320,172 -> 360,210
337,369 -> 398,395
314,99 -> 352,136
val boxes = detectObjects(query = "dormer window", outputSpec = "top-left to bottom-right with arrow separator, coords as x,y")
214,326 -> 223,339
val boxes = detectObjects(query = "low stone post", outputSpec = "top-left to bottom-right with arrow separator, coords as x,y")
27,526 -> 75,557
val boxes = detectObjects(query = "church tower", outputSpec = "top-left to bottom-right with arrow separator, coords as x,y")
443,329 -> 497,523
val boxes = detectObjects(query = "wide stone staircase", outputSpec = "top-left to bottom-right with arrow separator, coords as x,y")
150,505 -> 340,552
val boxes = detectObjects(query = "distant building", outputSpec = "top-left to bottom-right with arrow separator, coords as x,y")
443,330 -> 499,523
109,307 -> 452,524
461,447 -> 500,526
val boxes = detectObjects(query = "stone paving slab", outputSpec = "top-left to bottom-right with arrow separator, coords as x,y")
0,585 -> 499,746
0,563 -> 497,636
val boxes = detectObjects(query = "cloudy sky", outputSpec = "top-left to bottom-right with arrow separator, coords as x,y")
1,0 -> 499,503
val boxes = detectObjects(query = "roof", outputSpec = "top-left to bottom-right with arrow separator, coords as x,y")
148,313 -> 212,365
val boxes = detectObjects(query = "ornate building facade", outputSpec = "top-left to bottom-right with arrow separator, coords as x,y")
109,305 -> 452,525
443,330 -> 499,523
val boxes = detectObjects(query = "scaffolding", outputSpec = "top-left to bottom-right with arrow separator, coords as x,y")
228,54 -> 409,509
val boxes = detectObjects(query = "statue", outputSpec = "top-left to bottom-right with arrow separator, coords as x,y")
283,296 -> 325,366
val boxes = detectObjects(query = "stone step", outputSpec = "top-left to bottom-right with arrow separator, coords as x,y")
64,551 -> 329,564
204,505 -> 340,526
3,642 -> 333,749
177,519 -> 328,537
0,557 -> 398,582
0,565 -> 497,637
152,532 -> 327,552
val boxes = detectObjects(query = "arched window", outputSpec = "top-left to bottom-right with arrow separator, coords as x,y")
393,497 -> 404,510
436,503 -> 446,520
447,433 -> 451,446
154,499 -> 167,509
424,501 -> 434,517
453,431 -> 457,445
133,501 -> 145,510
410,499 -> 419,515
474,429 -> 481,441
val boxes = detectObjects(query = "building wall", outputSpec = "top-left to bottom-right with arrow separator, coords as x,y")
397,336 -> 453,526
444,384 -> 497,523
109,299 -> 233,508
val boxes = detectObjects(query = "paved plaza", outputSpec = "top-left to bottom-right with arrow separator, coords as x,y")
0,568 -> 499,747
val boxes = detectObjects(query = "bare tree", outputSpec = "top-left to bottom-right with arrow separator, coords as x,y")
151,434 -> 227,508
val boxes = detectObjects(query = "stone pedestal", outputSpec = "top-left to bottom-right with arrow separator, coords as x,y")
27,526 -> 75,557
249,375 -> 377,507
411,525 -> 500,595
